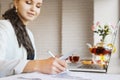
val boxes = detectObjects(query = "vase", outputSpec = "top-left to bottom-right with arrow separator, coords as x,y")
89,42 -> 112,65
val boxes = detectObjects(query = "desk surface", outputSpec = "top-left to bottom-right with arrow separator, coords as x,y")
0,71 -> 120,80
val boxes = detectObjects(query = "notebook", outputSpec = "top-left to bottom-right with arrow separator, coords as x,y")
67,20 -> 120,73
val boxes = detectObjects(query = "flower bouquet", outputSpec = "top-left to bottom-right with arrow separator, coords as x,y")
92,21 -> 115,43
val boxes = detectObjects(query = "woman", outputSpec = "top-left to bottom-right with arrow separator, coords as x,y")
0,0 -> 67,77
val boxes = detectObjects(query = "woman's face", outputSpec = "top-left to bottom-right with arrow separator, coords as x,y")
14,0 -> 43,25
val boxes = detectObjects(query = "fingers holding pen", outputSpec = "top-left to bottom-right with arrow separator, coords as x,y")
52,58 -> 67,73
47,51 -> 67,74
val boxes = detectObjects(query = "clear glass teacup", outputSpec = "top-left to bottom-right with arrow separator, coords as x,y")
68,53 -> 80,63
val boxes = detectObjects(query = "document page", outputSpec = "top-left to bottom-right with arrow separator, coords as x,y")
0,71 -> 90,80
1,71 -> 120,80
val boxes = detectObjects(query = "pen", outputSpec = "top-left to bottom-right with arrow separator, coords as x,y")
48,51 -> 56,58
48,51 -> 69,72
48,50 -> 75,60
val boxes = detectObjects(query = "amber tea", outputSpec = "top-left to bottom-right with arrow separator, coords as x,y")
69,56 -> 80,63
90,47 -> 112,55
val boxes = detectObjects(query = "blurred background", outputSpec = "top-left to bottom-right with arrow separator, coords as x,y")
0,0 -> 119,62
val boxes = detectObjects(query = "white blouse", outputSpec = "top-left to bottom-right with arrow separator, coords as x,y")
0,20 -> 36,77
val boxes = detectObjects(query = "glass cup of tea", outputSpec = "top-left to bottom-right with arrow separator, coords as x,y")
69,53 -> 80,63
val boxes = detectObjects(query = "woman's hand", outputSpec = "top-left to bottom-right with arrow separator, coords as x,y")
38,57 -> 67,74
23,57 -> 67,74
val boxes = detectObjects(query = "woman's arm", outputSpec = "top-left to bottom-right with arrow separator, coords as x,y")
23,57 -> 67,74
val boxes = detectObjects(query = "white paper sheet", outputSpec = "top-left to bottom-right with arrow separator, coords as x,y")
0,71 -> 120,80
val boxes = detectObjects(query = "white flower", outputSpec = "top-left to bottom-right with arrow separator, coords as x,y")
92,21 -> 115,42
